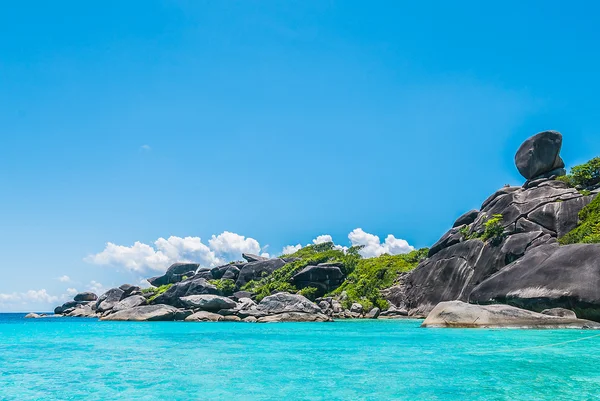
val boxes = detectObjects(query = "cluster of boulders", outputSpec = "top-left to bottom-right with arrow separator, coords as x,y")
386,130 -> 600,326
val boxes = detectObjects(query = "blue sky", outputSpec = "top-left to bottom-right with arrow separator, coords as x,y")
1,1 -> 600,311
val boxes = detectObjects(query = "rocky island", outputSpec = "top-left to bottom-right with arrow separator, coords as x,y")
36,131 -> 600,328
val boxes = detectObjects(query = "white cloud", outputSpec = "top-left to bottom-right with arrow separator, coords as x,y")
313,235 -> 333,245
88,281 -> 107,296
86,232 -> 264,274
58,275 -> 71,283
140,144 -> 151,151
0,289 -> 58,305
208,231 -> 261,260
66,288 -> 78,296
348,228 -> 414,258
282,244 -> 302,255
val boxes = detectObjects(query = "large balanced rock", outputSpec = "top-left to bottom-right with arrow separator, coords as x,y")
515,130 -> 565,180
470,243 -> 600,321
151,277 -> 219,307
100,305 -> 179,321
112,295 -> 147,312
147,263 -> 200,287
235,258 -> 287,288
291,263 -> 345,296
180,294 -> 237,312
422,301 -> 600,329
74,292 -> 97,302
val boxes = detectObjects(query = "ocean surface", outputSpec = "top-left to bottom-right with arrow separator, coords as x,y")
1,314 -> 599,400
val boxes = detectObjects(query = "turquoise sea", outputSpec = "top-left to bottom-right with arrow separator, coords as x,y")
1,314 -> 600,400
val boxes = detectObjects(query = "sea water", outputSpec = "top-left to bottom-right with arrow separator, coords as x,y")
1,314 -> 599,400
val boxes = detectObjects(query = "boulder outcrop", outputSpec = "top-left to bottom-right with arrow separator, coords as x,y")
291,263 -> 344,296
100,305 -> 179,321
147,263 -> 199,287
180,294 -> 237,312
235,258 -> 287,288
422,301 -> 600,329
515,130 -> 565,180
74,292 -> 98,302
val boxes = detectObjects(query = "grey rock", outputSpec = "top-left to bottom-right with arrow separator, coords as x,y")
185,311 -> 223,322
257,292 -> 322,314
350,303 -> 363,314
180,294 -> 237,312
119,284 -> 141,297
67,305 -> 98,318
235,258 -> 287,288
541,308 -> 577,319
222,315 -> 242,322
222,265 -> 240,280
147,263 -> 200,287
453,209 -> 479,228
366,307 -> 380,319
152,277 -> 219,307
470,243 -> 600,321
291,264 -> 345,296
422,301 -> 599,329
242,253 -> 268,263
243,316 -> 258,323
515,130 -> 565,180
174,309 -> 193,321
428,226 -> 464,257
233,291 -> 253,301
112,295 -> 147,312
25,313 -> 41,319
96,288 -> 125,312
74,292 -> 98,302
257,312 -> 332,323
100,305 -> 179,321
54,306 -> 63,315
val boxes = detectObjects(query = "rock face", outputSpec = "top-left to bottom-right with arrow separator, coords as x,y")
242,253 -> 268,263
151,277 -> 219,307
112,295 -> 147,312
185,311 -> 223,322
515,130 -> 565,180
235,258 -> 287,288
390,131 -> 597,318
257,293 -> 322,314
291,263 -> 344,296
74,292 -> 97,302
422,301 -> 600,329
180,294 -> 237,312
147,263 -> 200,287
96,288 -> 125,313
470,243 -> 600,321
100,305 -> 179,321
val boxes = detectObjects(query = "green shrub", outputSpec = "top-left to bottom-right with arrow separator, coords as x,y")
209,279 -> 236,296
147,284 -> 173,302
559,195 -> 600,244
297,287 -> 318,300
481,214 -> 505,243
243,242 -> 346,301
328,249 -> 427,311
557,157 -> 600,188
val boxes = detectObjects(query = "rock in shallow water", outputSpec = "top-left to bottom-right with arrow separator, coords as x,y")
100,305 -> 179,321
257,312 -> 332,323
185,311 -> 223,322
421,301 -> 600,329
257,292 -> 322,314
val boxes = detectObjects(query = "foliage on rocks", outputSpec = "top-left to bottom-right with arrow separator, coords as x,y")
329,249 -> 428,311
144,284 -> 173,302
209,279 -> 236,296
559,194 -> 600,244
460,214 -> 505,244
557,157 -> 600,188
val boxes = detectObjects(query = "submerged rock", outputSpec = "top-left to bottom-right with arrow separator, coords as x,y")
422,301 -> 600,329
